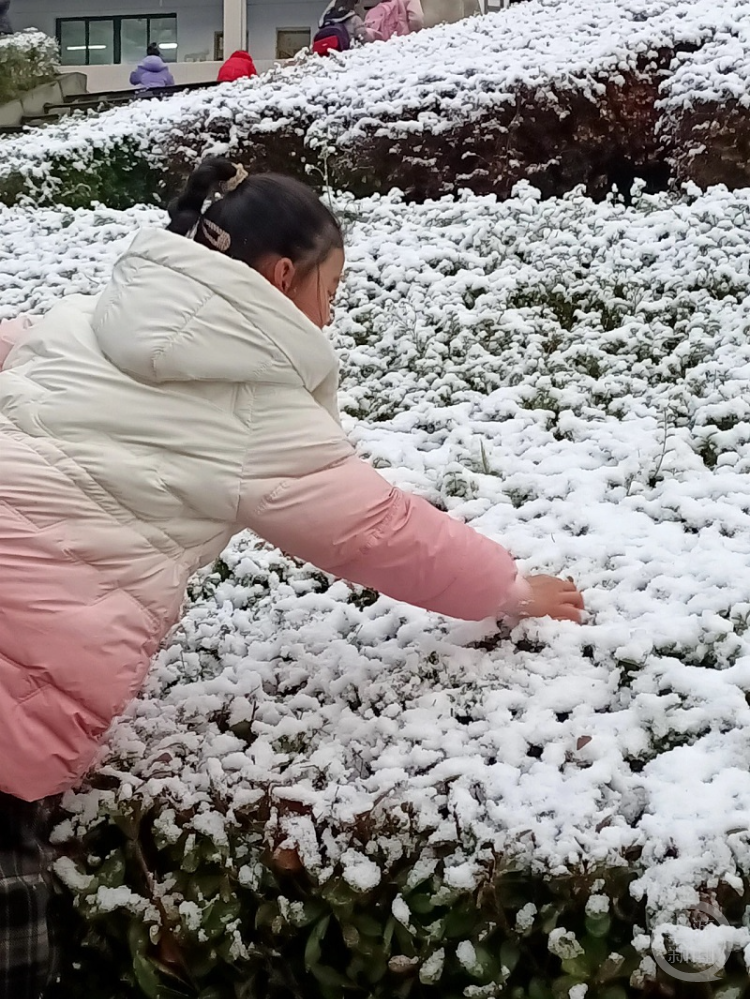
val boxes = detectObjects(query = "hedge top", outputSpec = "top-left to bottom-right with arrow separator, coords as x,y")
0,29 -> 58,105
1,0 -> 750,204
8,179 -> 750,973
0,27 -> 56,62
658,11 -> 750,109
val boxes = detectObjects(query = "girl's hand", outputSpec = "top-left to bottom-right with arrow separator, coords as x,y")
519,574 -> 584,623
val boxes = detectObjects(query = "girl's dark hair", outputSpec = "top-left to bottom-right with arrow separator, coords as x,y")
147,42 -> 161,56
166,156 -> 343,277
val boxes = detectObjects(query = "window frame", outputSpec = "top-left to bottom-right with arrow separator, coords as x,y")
56,13 -> 178,66
275,27 -> 312,61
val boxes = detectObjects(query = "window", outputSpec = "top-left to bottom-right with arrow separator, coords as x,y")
276,28 -> 311,61
57,14 -> 178,66
88,20 -> 115,66
121,18 -> 149,65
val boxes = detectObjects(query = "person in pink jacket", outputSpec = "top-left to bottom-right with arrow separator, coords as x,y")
365,0 -> 424,41
0,156 -> 583,995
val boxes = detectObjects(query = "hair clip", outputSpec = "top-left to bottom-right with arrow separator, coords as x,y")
221,163 -> 249,195
200,217 -> 232,252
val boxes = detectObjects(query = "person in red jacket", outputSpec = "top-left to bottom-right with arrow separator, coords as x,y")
217,50 -> 258,83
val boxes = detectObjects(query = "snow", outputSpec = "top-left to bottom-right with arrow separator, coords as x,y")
456,939 -> 479,972
3,0 -> 750,202
177,900 -> 202,932
419,947 -> 445,984
660,18 -> 750,109
585,894 -> 610,917
392,896 -> 416,932
53,856 -> 94,893
92,886 -> 153,916
0,28 -> 57,62
341,850 -> 382,891
515,903 -> 537,932
548,928 -> 584,960
4,179 -> 750,968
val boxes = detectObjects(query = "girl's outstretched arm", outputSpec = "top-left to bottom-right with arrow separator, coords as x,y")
241,453 -> 532,622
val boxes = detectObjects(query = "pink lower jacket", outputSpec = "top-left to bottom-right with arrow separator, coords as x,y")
0,231 -> 529,802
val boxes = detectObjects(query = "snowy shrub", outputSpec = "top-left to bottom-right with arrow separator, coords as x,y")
4,0 -> 750,207
0,29 -> 58,104
7,182 -> 750,996
658,16 -> 750,190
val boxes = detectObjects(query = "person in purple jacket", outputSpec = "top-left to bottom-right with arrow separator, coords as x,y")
129,45 -> 175,90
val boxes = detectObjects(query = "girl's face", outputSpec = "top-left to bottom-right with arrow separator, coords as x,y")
266,248 -> 345,329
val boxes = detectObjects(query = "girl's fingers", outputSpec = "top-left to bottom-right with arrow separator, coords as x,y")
557,593 -> 584,609
553,594 -> 584,620
556,605 -> 582,623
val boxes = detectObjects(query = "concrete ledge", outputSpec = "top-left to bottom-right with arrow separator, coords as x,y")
0,73 -> 87,127
0,98 -> 22,128
60,72 -> 88,99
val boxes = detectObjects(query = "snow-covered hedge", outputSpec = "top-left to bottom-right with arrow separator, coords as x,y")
658,15 -> 750,190
3,0 -> 750,208
8,181 -> 750,996
0,29 -> 58,104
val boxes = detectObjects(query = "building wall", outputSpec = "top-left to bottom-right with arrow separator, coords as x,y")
13,0 -> 223,64
424,0 -> 480,26
12,0 -> 328,65
65,60 -> 223,93
10,0 -> 479,92
247,0 -> 323,63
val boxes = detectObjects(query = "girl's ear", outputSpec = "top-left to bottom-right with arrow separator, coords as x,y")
271,257 -> 296,295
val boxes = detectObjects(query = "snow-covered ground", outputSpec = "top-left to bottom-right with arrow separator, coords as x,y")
3,182 -> 750,973
2,0 -> 750,203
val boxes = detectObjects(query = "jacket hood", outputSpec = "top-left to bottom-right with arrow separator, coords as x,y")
228,50 -> 253,61
93,230 -> 340,401
140,55 -> 168,71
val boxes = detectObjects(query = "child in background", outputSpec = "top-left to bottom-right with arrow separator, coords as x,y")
129,46 -> 175,90
217,49 -> 258,82
316,0 -> 376,47
365,0 -> 425,40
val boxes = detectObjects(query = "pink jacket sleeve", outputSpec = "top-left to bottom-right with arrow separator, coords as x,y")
0,317 -> 30,369
241,455 -> 531,621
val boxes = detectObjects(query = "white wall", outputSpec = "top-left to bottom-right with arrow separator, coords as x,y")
65,60 -> 224,92
13,0 -> 223,64
247,0 -> 322,62
423,0 -> 479,26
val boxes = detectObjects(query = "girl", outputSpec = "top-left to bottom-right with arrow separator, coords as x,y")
0,157 -> 583,995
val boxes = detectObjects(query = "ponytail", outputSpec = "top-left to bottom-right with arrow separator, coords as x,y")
166,157 -> 236,238
167,156 -> 343,277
